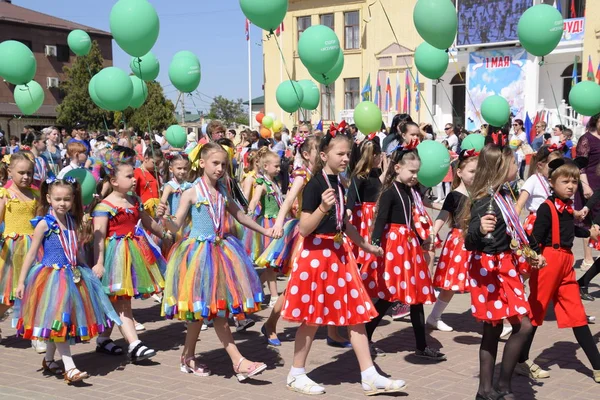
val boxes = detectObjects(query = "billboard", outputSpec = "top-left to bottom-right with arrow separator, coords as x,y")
457,0 -> 531,47
560,18 -> 585,43
466,48 -> 529,131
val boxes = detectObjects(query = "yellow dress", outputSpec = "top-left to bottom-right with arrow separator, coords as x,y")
0,187 -> 37,305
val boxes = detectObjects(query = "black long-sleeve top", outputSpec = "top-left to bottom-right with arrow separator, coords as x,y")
346,168 -> 382,211
441,191 -> 468,228
371,182 -> 412,245
301,172 -> 346,235
586,190 -> 600,225
465,194 -> 511,253
529,195 -> 590,252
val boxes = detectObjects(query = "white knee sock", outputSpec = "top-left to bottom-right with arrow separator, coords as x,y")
55,342 -> 76,371
44,342 -> 57,362
428,299 -> 449,322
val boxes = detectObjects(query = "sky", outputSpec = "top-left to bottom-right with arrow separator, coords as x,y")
18,0 -> 265,114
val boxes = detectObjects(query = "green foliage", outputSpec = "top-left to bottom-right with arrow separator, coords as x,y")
115,81 -> 177,131
207,96 -> 249,126
56,41 -> 114,130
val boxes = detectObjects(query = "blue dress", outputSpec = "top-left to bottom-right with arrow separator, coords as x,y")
162,183 -> 263,321
13,213 -> 121,343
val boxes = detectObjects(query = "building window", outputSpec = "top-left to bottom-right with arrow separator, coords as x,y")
56,44 -> 70,62
12,39 -> 32,50
320,13 -> 334,30
344,11 -> 360,49
344,78 -> 360,109
561,63 -> 582,106
297,16 -> 311,40
450,73 -> 466,128
321,84 -> 335,121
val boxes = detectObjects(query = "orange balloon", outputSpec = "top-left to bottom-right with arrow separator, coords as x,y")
260,127 -> 272,139
256,112 -> 265,124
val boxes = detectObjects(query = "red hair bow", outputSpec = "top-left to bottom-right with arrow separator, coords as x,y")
491,131 -> 507,146
548,143 -> 565,152
328,120 -> 347,137
463,149 -> 479,158
404,138 -> 419,150
367,132 -> 377,141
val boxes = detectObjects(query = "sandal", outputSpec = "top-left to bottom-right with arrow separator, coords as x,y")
233,357 -> 267,382
95,339 -> 124,355
128,342 -> 156,363
362,378 -> 407,396
42,359 -> 64,375
64,368 -> 89,384
180,356 -> 211,377
286,374 -> 326,395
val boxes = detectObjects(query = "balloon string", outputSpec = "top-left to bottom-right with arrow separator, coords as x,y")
136,57 -> 163,200
448,51 -> 482,126
272,34 -> 304,118
545,65 -> 565,129
377,0 -> 440,134
437,79 -> 461,121
84,61 -> 111,133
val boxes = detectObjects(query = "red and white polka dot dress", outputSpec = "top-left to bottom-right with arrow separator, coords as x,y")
468,251 -> 531,325
412,208 -> 442,248
282,234 -> 378,326
350,202 -> 376,264
361,224 -> 435,305
433,228 -> 471,293
523,212 -> 536,236
589,239 -> 600,250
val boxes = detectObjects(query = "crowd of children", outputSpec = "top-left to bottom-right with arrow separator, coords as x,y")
0,115 -> 599,399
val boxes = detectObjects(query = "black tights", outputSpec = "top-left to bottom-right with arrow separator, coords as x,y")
365,300 -> 427,351
520,325 -> 600,370
578,257 -> 600,288
478,317 -> 533,397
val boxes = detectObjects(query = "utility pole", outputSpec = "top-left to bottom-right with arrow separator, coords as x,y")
180,91 -> 186,125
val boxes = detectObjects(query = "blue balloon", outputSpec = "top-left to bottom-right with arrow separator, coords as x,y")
201,123 -> 208,135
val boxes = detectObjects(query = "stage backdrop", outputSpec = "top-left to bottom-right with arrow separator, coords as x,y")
466,48 -> 528,131
457,0 -> 531,47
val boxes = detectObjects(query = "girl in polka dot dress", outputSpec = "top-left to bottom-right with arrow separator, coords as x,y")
462,144 -> 542,400
282,131 -> 407,396
346,134 -> 383,266
427,149 -> 478,332
362,142 -> 446,361
515,145 -> 563,234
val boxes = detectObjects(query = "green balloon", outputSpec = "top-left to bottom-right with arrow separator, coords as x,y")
13,80 -> 44,115
298,80 -> 320,110
94,67 -> 134,111
517,4 -> 563,57
354,101 -> 382,135
413,0 -> 458,50
165,125 -> 187,148
88,74 -> 108,109
67,30 -> 91,56
415,42 -> 449,80
569,81 -> 600,117
299,25 -> 340,75
239,0 -> 288,32
169,52 -> 201,93
0,40 -> 37,85
109,0 -> 160,57
262,116 -> 274,128
276,80 -> 304,113
460,134 -> 485,152
309,50 -> 344,85
129,76 -> 148,109
417,140 -> 451,187
65,168 -> 96,206
130,52 -> 160,81
481,95 -> 510,127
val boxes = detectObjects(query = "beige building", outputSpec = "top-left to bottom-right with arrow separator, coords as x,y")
264,0 -> 595,135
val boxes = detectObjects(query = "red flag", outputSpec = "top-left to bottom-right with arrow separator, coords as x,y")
529,111 -> 540,144
276,23 -> 285,36
596,62 -> 600,85
245,18 -> 250,41
570,0 -> 576,18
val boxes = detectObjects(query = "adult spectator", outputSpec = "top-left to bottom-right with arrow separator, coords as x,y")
41,127 -> 63,175
531,121 -> 547,151
382,113 -> 414,154
510,119 -> 528,179
68,121 -> 91,155
444,123 -> 458,153
348,123 -> 365,143
575,113 -> 600,269
552,124 -> 566,145
206,120 -> 226,141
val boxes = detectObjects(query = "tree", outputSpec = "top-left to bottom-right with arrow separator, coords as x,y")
207,96 -> 249,126
115,81 -> 177,132
56,41 -> 114,130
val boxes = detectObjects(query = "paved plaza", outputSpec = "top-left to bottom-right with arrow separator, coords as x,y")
1,225 -> 599,400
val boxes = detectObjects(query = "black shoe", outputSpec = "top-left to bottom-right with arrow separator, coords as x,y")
235,318 -> 255,333
369,342 -> 386,357
580,287 -> 595,301
475,389 -> 498,400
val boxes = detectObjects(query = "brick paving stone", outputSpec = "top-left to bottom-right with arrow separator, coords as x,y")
2,225 -> 600,399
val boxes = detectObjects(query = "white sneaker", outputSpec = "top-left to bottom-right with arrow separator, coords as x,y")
32,339 -> 47,354
135,322 -> 146,332
200,322 -> 208,331
268,296 -> 279,308
500,325 -> 512,339
426,317 -> 453,332
151,294 -> 162,304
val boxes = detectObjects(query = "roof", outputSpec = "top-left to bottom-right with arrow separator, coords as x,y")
0,103 -> 57,118
175,113 -> 203,124
0,2 -> 111,37
243,95 -> 264,106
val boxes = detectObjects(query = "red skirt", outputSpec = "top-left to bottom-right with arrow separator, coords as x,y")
412,209 -> 442,248
350,202 -> 376,264
468,251 -> 531,325
588,239 -> 600,250
282,234 -> 377,326
523,212 -> 536,236
433,228 -> 471,293
361,224 -> 435,305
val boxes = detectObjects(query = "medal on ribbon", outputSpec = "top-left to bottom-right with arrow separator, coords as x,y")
321,171 -> 345,240
198,178 -> 225,243
51,210 -> 80,283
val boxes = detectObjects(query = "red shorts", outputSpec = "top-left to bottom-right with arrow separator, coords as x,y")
529,247 -> 588,328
